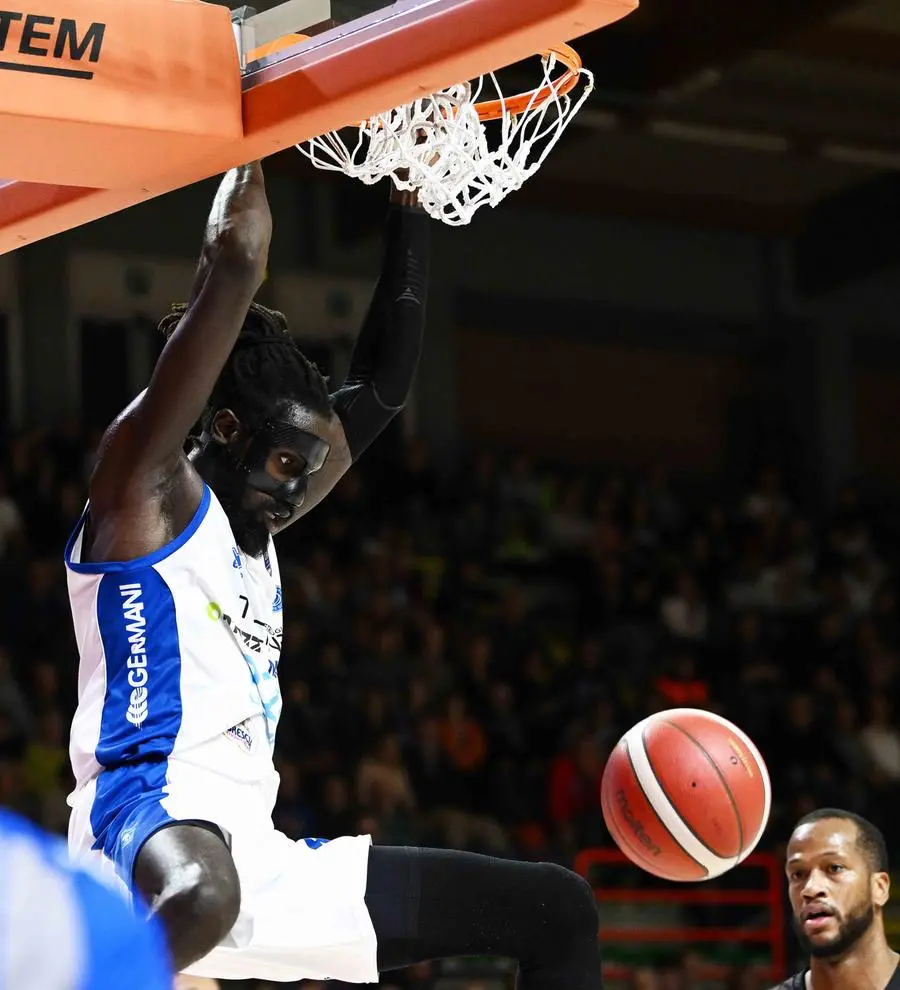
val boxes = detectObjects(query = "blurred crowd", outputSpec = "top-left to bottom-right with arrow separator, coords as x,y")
1,421 -> 899,989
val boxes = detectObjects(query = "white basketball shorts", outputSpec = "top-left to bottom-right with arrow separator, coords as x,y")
68,722 -> 379,984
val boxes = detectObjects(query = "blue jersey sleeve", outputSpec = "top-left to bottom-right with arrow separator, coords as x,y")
69,866 -> 173,990
0,809 -> 173,990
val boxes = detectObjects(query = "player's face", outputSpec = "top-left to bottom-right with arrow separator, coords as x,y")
786,819 -> 888,958
238,401 -> 333,537
202,402 -> 332,557
241,447 -> 307,535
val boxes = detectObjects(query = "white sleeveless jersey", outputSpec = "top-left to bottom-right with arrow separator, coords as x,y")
65,485 -> 284,793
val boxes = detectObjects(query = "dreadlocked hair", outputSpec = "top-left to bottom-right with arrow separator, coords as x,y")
158,300 -> 333,435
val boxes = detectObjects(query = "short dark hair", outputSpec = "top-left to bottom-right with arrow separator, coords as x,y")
158,301 -> 333,434
794,808 -> 889,873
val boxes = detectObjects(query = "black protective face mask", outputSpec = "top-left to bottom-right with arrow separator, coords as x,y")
194,419 -> 331,557
197,441 -> 271,558
240,419 -> 331,511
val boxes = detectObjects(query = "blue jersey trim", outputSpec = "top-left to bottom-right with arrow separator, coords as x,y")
90,569 -> 183,884
64,484 -> 211,574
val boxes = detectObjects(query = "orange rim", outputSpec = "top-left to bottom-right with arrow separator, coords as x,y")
362,42 -> 584,130
260,36 -> 583,128
472,43 -> 584,120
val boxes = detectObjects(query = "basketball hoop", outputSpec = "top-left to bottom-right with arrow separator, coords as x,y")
296,44 -> 594,226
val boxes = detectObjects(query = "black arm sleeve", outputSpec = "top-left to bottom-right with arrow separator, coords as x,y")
330,203 -> 430,461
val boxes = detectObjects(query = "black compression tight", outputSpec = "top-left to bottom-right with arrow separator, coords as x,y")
364,846 -> 603,990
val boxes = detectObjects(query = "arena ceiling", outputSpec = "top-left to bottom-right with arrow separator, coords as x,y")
533,0 -> 900,236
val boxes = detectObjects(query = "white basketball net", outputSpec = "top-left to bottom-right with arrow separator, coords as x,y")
296,50 -> 594,225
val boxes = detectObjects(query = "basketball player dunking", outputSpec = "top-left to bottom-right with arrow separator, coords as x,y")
64,163 -> 602,986
774,808 -> 899,990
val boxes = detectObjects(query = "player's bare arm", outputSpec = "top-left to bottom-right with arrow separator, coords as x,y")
85,163 -> 272,563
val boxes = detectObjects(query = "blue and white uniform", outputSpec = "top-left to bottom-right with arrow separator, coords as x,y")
0,807 -> 172,990
64,485 -> 376,984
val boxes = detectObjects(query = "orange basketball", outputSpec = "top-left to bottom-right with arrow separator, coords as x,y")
600,708 -> 771,881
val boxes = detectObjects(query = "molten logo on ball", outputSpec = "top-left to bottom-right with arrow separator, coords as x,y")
727,738 -> 754,777
615,789 -> 661,857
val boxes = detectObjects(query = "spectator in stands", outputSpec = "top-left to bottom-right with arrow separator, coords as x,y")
743,465 -> 791,522
660,570 -> 709,642
548,731 -> 605,851
860,695 -> 900,784
0,471 -> 23,558
654,648 -> 710,708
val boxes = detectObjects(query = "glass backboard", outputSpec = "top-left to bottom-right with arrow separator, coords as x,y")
232,0 -> 416,75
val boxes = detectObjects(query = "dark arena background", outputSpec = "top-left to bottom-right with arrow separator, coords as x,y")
2,0 -> 900,987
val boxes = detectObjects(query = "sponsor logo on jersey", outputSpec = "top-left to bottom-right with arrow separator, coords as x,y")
272,586 -> 283,613
226,720 -> 254,753
119,583 -> 149,728
232,547 -> 242,569
220,610 -> 282,659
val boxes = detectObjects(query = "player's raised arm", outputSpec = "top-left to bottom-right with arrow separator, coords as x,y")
90,163 -> 272,508
328,185 -> 430,460
291,184 -> 429,518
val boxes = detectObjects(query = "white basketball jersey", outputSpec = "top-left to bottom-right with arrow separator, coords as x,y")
64,485 -> 284,793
